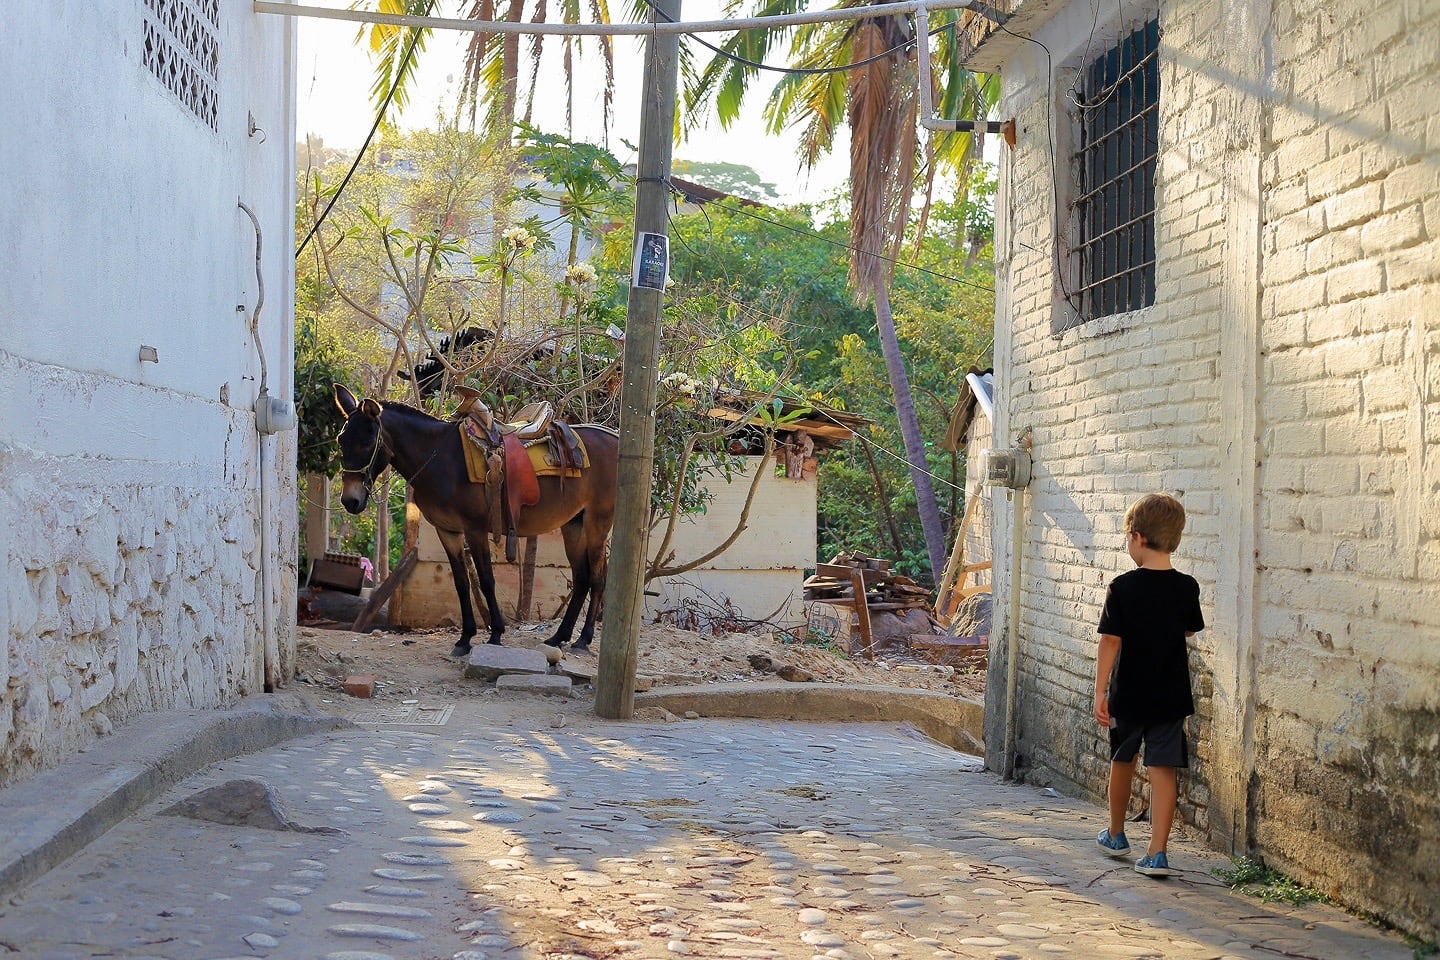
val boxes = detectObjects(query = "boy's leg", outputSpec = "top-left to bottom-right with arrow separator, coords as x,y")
1108,758 -> 1137,836
1147,765 -> 1177,855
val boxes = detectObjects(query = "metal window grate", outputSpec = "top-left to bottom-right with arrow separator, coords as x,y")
1073,19 -> 1159,320
142,0 -> 220,130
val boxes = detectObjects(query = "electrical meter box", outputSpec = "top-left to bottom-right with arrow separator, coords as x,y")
984,447 -> 1032,489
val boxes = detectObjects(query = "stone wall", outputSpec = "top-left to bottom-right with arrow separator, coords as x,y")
982,0 -> 1439,939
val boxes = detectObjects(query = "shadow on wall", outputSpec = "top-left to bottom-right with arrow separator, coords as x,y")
1037,484 -> 1100,565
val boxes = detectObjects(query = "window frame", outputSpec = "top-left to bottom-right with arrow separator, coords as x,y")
1059,17 -> 1161,331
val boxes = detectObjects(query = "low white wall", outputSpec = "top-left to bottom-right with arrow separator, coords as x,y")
396,454 -> 818,632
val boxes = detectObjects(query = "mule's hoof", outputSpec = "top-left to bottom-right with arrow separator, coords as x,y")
450,644 -> 472,658
543,637 -> 564,648
487,638 -> 504,646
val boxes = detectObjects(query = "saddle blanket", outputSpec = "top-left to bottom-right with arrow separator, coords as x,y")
461,420 -> 589,485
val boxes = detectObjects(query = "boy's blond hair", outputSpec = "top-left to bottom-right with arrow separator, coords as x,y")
1124,493 -> 1186,553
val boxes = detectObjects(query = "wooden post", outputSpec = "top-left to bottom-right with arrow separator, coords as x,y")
517,535 -> 537,620
849,568 -> 874,660
352,548 -> 417,634
596,0 -> 681,720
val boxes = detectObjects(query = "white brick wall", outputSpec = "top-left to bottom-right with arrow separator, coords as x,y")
984,0 -> 1439,939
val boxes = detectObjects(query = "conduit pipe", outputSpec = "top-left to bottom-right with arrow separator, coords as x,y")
1002,426 -> 1032,779
238,200 -> 281,693
915,3 -> 1014,138
255,0 -> 982,36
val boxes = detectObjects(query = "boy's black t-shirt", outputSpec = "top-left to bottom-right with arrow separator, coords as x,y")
1097,568 -> 1205,723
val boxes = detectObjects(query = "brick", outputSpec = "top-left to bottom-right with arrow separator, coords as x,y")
1382,238 -> 1440,290
1382,163 -> 1440,212
1324,181 -> 1385,231
343,675 -> 377,699
1358,205 -> 1425,256
1264,277 -> 1316,318
1361,370 -> 1413,413
1305,301 -> 1363,344
1305,151 -> 1370,202
1325,260 -> 1386,303
1304,228 -> 1364,275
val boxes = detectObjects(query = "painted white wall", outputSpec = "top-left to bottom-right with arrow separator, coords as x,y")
0,0 -> 297,783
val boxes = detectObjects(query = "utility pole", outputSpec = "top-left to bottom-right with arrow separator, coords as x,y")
595,0 -> 682,720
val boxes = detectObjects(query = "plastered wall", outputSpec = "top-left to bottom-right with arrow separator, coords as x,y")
0,1 -> 298,786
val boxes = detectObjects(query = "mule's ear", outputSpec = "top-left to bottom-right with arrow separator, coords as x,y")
359,398 -> 383,420
334,384 -> 359,416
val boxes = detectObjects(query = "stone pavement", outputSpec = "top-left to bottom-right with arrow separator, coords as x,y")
0,699 -> 1414,960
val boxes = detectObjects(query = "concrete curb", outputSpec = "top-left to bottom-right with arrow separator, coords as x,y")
0,694 -> 350,899
633,682 -> 985,754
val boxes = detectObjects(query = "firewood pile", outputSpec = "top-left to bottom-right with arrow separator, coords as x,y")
802,553 -> 933,613
804,553 -> 988,667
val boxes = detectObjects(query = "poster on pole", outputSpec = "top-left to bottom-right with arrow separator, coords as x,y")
631,232 -> 669,290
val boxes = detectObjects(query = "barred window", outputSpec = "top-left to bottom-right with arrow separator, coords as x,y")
142,0 -> 220,130
1071,19 -> 1159,323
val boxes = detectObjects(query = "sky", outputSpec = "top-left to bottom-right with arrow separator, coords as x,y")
294,2 -> 854,205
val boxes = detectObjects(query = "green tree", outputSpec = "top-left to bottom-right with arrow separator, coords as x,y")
671,159 -> 780,202
658,175 -> 995,582
685,1 -> 1000,582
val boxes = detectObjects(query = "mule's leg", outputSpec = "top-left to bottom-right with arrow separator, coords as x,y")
574,525 -> 608,651
546,518 -> 592,648
435,528 -> 478,657
571,501 -> 614,651
465,529 -> 507,646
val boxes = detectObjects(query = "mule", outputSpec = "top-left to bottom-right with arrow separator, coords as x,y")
333,384 -> 618,657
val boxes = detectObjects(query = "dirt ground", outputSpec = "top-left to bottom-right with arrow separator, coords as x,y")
293,612 -> 988,725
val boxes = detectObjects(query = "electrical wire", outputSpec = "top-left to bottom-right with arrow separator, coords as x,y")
296,1 -> 436,259
638,0 -> 959,76
996,22 -> 1082,322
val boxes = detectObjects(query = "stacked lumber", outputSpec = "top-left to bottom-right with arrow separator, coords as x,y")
803,553 -> 932,612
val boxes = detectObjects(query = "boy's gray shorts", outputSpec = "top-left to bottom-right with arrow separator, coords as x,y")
1109,717 -> 1189,768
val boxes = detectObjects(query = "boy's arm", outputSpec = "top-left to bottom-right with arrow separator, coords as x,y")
1094,633 -> 1122,726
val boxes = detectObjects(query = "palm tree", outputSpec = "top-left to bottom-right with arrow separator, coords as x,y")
685,1 -> 998,582
359,0 -> 621,144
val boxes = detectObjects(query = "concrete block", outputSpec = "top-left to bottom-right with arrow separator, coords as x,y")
463,645 -> 551,681
342,676 -> 376,699
495,674 -> 573,696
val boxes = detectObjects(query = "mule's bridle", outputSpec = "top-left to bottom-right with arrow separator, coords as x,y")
341,426 -> 388,498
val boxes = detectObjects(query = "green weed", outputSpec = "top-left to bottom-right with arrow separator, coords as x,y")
1214,857 -> 1330,906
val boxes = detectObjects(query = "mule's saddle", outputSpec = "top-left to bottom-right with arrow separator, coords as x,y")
454,385 -> 586,562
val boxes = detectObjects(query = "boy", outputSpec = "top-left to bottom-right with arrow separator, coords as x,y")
1093,493 -> 1205,877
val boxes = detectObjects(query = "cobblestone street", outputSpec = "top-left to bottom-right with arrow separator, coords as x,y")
0,703 -> 1413,960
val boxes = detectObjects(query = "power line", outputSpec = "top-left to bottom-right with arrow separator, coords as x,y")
638,0 -> 963,77
296,2 -> 435,259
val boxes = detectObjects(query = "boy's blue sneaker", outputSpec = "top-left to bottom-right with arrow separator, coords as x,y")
1134,851 -> 1175,877
1096,829 -> 1131,857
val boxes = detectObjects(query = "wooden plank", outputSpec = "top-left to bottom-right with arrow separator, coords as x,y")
704,406 -> 855,442
351,548 -> 418,633
849,568 -> 874,660
815,562 -> 888,584
935,492 -> 981,623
